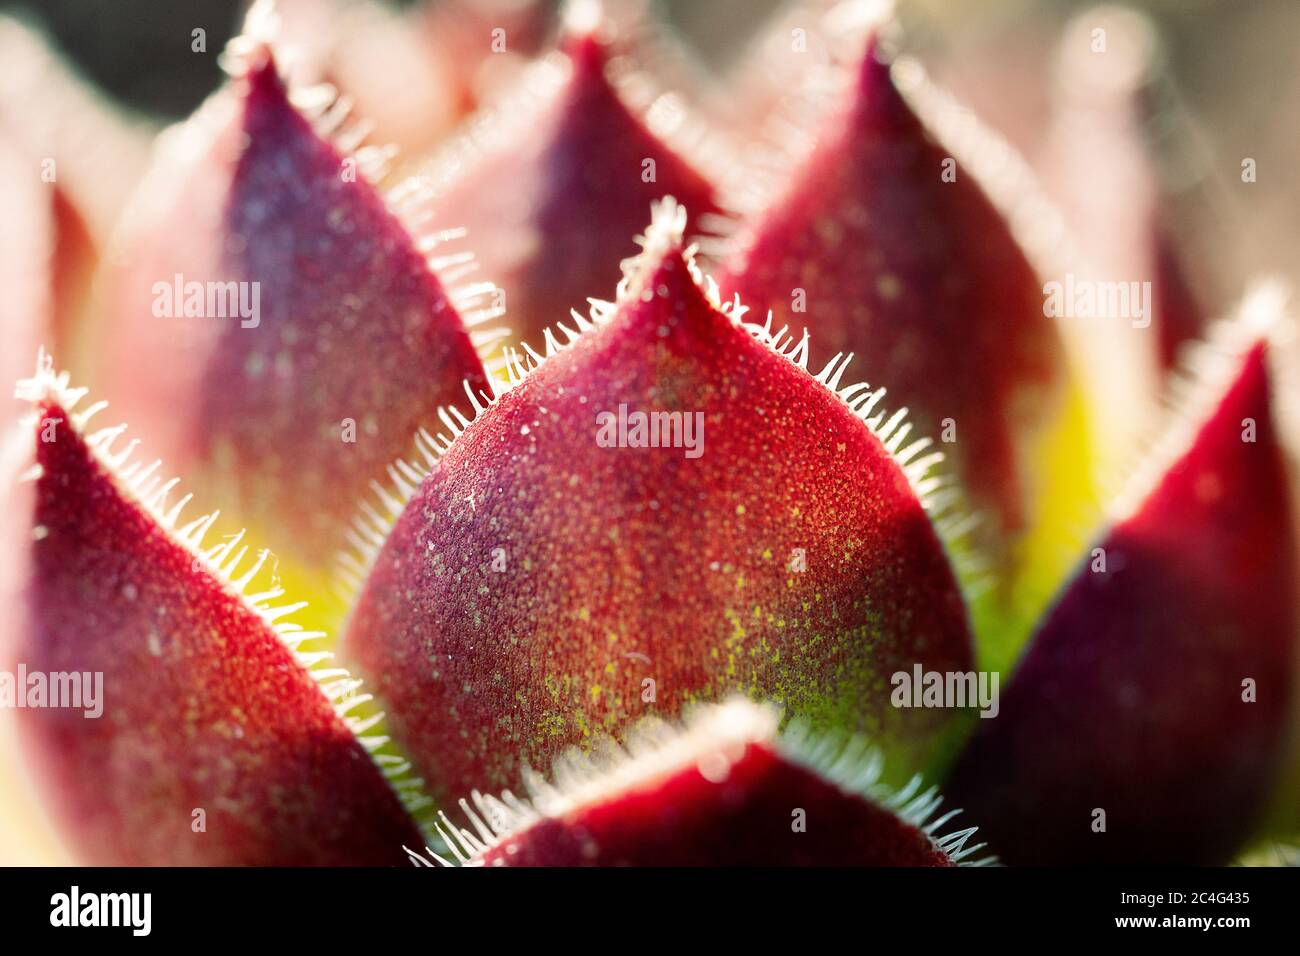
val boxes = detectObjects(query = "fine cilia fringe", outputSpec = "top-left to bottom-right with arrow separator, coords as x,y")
14,350 -> 438,823
336,196 -> 985,604
403,697 -> 996,868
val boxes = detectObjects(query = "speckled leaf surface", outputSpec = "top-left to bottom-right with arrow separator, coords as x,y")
97,44 -> 486,580
16,370 -> 422,865
344,210 -> 972,804
720,38 -> 1065,552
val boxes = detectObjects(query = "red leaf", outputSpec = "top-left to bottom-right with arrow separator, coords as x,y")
719,36 -> 1064,547
13,357 -> 424,865
344,203 -> 972,805
944,323 -> 1297,864
404,12 -> 722,355
419,700 -> 986,867
97,41 -> 486,575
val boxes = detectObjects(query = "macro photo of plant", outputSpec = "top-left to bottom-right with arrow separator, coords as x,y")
0,0 -> 1298,874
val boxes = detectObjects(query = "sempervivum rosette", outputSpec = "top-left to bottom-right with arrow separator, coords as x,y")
1,0 -> 1297,868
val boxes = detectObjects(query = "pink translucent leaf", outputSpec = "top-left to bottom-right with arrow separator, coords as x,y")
0,16 -> 152,360
1040,8 -> 1211,374
409,0 -> 554,122
271,0 -> 462,155
0,121 -> 50,665
0,128 -> 63,865
721,0 -> 836,140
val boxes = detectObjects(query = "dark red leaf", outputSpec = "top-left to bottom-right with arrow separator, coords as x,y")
344,203 -> 972,805
719,35 -> 1065,549
422,700 -> 984,867
14,358 -> 424,865
405,13 -> 723,355
945,331 -> 1297,864
97,42 -> 486,577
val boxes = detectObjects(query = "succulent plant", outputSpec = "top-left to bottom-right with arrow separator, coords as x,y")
1,0 -> 1297,868
406,697 -> 993,867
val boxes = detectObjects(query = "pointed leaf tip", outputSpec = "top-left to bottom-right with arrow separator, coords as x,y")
720,34 -> 1065,552
946,336 -> 1297,865
16,362 -> 423,865
344,221 -> 973,805
408,22 -> 723,357
98,34 -> 486,577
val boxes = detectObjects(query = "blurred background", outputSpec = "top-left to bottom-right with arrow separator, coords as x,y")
0,0 -> 1296,304
0,0 -> 1296,864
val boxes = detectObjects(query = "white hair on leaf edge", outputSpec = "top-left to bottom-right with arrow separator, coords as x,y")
335,196 -> 984,604
14,350 -> 436,823
403,696 -> 996,868
1106,278 -> 1292,523
215,0 -> 512,359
